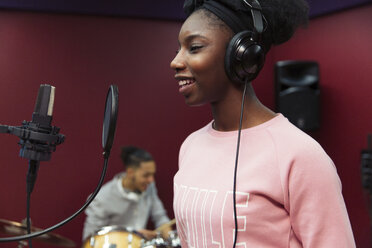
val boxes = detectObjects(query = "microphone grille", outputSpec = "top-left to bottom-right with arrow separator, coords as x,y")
34,84 -> 55,117
48,86 -> 55,116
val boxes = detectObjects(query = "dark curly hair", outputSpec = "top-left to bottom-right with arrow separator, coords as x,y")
187,0 -> 309,53
261,0 -> 309,50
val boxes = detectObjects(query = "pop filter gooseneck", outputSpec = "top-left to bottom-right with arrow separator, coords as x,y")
0,84 -> 119,243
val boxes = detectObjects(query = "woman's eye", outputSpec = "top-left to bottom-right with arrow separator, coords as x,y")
190,45 -> 203,53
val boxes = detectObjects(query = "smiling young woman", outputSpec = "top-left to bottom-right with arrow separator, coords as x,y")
171,14 -> 231,107
171,0 -> 356,248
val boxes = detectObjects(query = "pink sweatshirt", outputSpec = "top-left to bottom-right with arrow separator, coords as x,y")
173,114 -> 355,247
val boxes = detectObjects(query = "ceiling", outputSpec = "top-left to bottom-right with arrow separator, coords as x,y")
0,0 -> 370,20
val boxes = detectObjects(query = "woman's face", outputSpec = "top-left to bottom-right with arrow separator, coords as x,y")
170,10 -> 233,106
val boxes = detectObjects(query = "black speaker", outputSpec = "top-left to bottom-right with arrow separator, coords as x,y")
275,60 -> 320,131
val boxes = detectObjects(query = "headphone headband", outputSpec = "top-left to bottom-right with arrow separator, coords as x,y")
243,0 -> 263,35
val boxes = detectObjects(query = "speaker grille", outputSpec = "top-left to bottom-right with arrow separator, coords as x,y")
275,60 -> 320,131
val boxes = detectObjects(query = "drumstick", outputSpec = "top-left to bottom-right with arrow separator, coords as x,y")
155,219 -> 176,232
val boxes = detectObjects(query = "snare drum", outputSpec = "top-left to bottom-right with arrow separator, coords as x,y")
82,226 -> 143,248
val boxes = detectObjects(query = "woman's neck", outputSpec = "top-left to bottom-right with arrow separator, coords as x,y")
211,84 -> 276,131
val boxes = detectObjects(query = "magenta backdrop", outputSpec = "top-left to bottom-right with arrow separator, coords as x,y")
0,4 -> 371,248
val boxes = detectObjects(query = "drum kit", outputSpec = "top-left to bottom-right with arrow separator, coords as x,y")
83,219 -> 180,248
0,218 -> 180,248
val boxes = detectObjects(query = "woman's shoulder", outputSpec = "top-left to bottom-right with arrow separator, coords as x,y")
179,121 -> 213,159
267,115 -> 327,157
183,121 -> 212,143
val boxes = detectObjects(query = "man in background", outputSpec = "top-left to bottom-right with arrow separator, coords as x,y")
82,145 -> 171,242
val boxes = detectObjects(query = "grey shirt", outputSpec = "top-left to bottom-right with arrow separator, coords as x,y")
82,172 -> 170,241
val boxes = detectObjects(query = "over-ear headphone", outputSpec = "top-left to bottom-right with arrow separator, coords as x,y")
225,0 -> 265,83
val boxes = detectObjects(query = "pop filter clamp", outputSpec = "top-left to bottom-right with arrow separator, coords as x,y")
0,84 -> 119,243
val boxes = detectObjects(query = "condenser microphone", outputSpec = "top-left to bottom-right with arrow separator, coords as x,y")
17,84 -> 64,161
0,84 -> 64,161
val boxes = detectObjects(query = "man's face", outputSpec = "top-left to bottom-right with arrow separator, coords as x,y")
130,161 -> 156,193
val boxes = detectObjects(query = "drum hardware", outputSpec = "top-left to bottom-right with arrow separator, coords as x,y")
127,232 -> 133,248
153,233 -> 167,247
167,231 -> 181,248
103,244 -> 117,248
141,230 -> 180,248
89,235 -> 96,247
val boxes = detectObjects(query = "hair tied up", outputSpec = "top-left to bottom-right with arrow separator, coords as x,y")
184,0 -> 205,16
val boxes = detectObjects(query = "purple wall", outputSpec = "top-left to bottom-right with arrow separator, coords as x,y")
0,0 -> 371,19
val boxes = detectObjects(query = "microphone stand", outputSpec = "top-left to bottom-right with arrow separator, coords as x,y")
27,160 -> 40,197
26,160 -> 40,248
0,121 -> 64,248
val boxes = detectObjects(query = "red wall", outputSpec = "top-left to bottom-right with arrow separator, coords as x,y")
0,3 -> 371,248
0,11 -> 196,248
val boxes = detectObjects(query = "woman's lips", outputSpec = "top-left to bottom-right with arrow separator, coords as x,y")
178,79 -> 196,95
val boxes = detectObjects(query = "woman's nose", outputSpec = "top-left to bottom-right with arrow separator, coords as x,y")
170,51 -> 185,72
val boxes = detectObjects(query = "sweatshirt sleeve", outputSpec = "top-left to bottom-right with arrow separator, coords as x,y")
149,183 -> 171,228
286,143 -> 356,248
82,193 -> 110,241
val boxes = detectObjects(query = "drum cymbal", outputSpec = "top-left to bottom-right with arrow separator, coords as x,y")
0,218 -> 76,247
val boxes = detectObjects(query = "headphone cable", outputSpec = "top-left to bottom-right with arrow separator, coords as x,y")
233,78 -> 249,248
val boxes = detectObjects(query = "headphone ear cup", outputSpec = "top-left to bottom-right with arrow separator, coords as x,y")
225,31 -> 265,84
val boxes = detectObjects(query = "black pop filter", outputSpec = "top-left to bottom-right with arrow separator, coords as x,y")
102,85 -> 119,156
